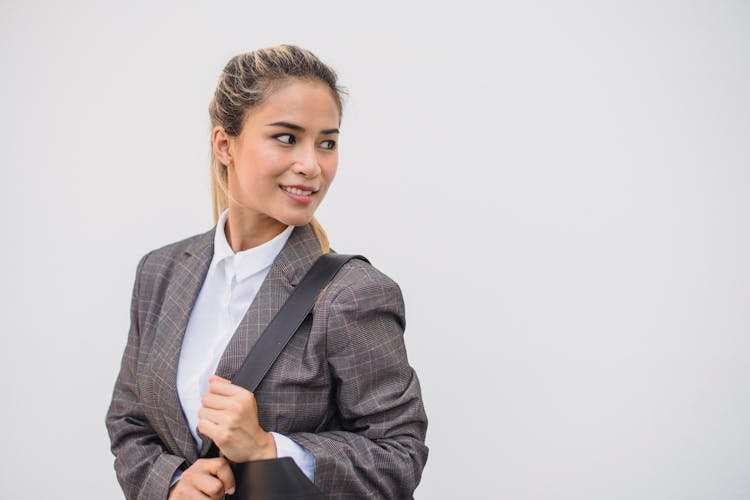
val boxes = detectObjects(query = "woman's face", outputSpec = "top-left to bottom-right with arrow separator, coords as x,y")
218,78 -> 340,233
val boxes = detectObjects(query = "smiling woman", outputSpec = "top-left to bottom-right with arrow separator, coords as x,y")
105,45 -> 428,500
212,79 -> 340,249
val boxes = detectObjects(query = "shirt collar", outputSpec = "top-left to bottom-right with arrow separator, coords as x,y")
212,209 -> 294,284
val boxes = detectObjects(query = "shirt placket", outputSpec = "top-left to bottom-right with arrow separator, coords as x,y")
216,257 -> 237,358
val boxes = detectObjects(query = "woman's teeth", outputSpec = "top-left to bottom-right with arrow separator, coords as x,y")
282,186 -> 313,196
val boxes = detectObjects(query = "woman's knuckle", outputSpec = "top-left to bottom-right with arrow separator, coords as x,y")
220,429 -> 232,442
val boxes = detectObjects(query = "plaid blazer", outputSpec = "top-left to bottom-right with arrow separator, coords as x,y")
106,223 -> 428,500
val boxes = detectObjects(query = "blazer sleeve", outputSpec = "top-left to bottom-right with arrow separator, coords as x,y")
105,252 -> 185,500
289,272 -> 429,498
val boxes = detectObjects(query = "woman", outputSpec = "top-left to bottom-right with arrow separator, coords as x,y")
106,45 -> 428,500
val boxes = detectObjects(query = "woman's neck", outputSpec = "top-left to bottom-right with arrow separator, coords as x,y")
224,206 -> 288,252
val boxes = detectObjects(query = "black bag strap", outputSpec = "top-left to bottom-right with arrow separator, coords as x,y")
232,252 -> 368,392
202,252 -> 368,459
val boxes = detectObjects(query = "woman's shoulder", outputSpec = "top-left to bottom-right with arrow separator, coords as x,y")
132,227 -> 214,288
312,254 -> 407,342
321,253 -> 404,309
148,227 -> 214,259
329,253 -> 397,285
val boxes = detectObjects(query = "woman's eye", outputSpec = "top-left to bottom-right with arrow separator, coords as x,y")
321,139 -> 337,150
274,134 -> 295,144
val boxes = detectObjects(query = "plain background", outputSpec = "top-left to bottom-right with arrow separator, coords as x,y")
1,1 -> 749,498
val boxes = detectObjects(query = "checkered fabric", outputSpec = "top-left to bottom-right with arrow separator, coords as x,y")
106,224 -> 428,499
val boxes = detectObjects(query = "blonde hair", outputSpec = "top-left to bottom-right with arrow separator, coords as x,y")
208,45 -> 346,253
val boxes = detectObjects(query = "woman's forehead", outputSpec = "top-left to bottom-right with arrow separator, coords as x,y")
243,80 -> 340,130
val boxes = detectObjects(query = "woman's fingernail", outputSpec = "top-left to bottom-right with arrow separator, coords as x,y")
227,487 -> 235,495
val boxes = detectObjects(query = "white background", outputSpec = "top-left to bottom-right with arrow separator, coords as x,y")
1,1 -> 749,498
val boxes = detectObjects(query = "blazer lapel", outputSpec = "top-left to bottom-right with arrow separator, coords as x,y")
150,227 -> 214,464
214,223 -> 323,382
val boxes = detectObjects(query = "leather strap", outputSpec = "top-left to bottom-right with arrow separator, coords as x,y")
232,252 -> 368,392
201,252 -> 368,458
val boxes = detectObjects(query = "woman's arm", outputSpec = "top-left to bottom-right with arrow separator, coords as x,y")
290,274 -> 429,498
105,253 -> 185,500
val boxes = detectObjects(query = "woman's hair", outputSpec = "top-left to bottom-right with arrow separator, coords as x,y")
208,44 -> 345,253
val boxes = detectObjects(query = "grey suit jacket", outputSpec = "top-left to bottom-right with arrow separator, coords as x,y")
106,223 -> 428,500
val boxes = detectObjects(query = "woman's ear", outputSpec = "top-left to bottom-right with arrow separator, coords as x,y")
211,126 -> 234,167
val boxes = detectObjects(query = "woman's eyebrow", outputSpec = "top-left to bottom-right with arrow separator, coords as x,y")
265,121 -> 339,135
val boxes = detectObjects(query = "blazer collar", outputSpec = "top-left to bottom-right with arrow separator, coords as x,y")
184,225 -> 217,261
270,223 -> 325,287
182,222 -> 322,285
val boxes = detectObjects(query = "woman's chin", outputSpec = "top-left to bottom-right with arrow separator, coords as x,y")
277,212 -> 315,227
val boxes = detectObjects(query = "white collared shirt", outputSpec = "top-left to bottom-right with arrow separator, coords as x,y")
174,209 -> 313,481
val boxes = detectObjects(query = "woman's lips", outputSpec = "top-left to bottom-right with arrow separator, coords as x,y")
280,185 -> 315,204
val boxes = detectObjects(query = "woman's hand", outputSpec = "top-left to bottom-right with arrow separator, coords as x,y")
197,375 -> 277,463
168,457 -> 235,499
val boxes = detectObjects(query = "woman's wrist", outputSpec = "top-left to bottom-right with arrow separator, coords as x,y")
253,430 -> 277,460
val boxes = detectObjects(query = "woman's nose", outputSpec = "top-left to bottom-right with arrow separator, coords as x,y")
292,144 -> 321,177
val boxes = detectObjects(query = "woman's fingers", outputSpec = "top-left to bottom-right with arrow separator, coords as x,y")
208,374 -> 230,384
207,377 -> 247,397
202,387 -> 257,417
209,458 -> 236,495
197,418 -> 238,451
200,392 -> 230,411
197,376 -> 268,463
171,458 -> 235,499
200,391 -> 248,411
197,417 -> 222,441
196,458 -> 235,497
198,406 -> 233,427
193,473 -> 225,499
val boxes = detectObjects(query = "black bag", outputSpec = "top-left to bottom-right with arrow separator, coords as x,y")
230,457 -> 325,500
202,253 -> 368,500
